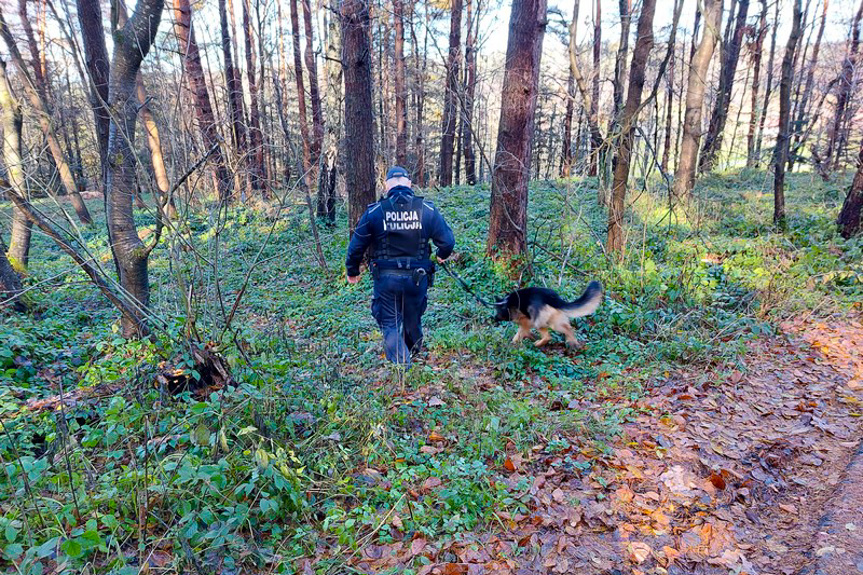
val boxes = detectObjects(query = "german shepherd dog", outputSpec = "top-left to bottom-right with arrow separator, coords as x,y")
493,281 -> 603,348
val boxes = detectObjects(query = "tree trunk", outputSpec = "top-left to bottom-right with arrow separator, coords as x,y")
0,10 -> 92,225
746,0 -> 767,168
462,0 -> 478,185
562,0 -> 576,178
824,0 -> 863,170
342,0 -> 377,232
242,0 -> 266,193
773,0 -> 803,229
755,0 -> 780,167
411,0 -> 429,186
136,73 -> 176,219
0,56 -> 142,320
660,46 -> 675,173
699,0 -> 751,173
789,0 -> 828,170
393,0 -> 408,166
568,0 -> 604,183
172,0 -> 233,202
219,0 -> 249,199
607,0 -> 656,256
106,0 -> 164,337
606,0 -> 632,186
300,0 -> 326,213
0,58 -> 31,275
562,71 -> 575,177
0,234 -> 25,312
291,0 -> 314,183
589,0 -> 601,176
285,0 -> 328,270
837,140 -> 863,238
321,0 -> 342,222
8,205 -> 32,273
75,0 -> 110,186
672,0 -> 722,199
487,0 -> 547,260
439,0 -> 462,187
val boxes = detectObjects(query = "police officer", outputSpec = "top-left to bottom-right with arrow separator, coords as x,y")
346,166 -> 455,367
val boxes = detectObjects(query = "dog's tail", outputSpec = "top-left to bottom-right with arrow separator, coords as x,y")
561,280 -> 603,318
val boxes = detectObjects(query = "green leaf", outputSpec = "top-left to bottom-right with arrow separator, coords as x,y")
62,538 -> 83,558
192,424 -> 210,446
2,543 -> 23,560
35,537 -> 59,558
4,522 -> 18,543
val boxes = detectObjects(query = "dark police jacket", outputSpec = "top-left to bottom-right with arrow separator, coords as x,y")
345,186 -> 455,277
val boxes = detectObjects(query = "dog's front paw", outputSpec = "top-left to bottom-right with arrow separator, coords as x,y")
565,340 -> 585,350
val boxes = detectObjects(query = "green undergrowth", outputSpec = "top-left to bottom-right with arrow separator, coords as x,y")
0,170 -> 859,573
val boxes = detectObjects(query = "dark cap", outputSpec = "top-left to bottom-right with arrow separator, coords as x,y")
385,166 -> 411,180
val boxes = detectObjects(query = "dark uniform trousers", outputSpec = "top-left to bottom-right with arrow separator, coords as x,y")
346,185 -> 454,368
371,272 -> 428,366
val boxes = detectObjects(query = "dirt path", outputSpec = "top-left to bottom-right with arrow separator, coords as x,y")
342,314 -> 863,575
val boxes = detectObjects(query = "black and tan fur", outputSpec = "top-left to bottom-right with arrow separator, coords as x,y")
493,281 -> 602,348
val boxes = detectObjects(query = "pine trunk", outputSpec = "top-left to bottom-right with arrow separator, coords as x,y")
411,0 -> 430,186
439,0 -> 463,187
173,0 -> 233,202
393,0 -> 408,167
342,0 -> 377,232
487,0 -> 547,260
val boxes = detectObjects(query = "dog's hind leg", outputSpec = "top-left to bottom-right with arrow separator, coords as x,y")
534,328 -> 552,347
555,321 -> 582,349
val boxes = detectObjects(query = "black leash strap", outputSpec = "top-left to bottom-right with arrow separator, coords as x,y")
438,261 -> 494,308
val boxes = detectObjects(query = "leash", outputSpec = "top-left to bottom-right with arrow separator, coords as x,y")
438,261 -> 494,308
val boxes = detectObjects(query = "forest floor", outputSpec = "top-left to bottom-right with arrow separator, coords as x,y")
2,170 -> 863,574
341,315 -> 863,575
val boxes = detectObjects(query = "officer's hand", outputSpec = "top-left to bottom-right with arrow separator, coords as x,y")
347,275 -> 361,284
436,256 -> 447,264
